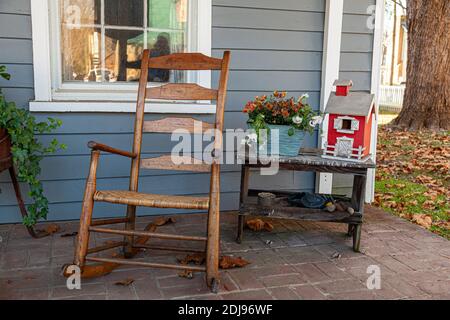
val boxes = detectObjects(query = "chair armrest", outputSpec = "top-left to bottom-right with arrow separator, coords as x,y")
88,141 -> 137,158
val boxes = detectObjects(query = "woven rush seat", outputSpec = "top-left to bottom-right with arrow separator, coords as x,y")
94,190 -> 210,210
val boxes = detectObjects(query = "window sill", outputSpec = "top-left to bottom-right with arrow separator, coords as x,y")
29,101 -> 216,114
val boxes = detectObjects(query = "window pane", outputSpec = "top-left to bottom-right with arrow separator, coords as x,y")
105,0 -> 144,27
148,0 -> 188,30
146,31 -> 187,82
105,29 -> 144,82
61,27 -> 102,82
61,0 -> 101,25
59,0 -> 191,84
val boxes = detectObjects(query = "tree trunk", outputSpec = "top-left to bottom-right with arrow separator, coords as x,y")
393,0 -> 450,131
390,2 -> 397,85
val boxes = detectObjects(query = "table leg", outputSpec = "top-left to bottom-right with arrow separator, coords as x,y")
237,215 -> 245,244
350,174 -> 366,252
237,165 -> 250,244
347,224 -> 354,237
353,224 -> 362,252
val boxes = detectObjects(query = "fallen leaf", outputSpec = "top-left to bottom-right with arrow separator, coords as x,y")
153,217 -> 176,226
246,219 -> 265,231
246,219 -> 274,232
63,217 -> 176,279
412,214 -> 433,229
219,256 -> 250,269
44,223 -> 60,235
422,200 -> 436,210
178,253 -> 206,266
115,278 -> 134,286
178,270 -> 194,279
264,222 -> 274,232
176,254 -> 251,270
61,232 -> 78,238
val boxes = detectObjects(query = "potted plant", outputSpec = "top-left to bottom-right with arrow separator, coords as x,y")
243,91 -> 322,156
0,65 -> 65,227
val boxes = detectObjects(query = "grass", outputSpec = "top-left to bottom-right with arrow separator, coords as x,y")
375,126 -> 450,239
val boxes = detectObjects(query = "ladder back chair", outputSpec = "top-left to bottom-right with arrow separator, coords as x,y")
74,51 -> 231,292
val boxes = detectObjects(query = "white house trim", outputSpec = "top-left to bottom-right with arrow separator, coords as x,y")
29,101 -> 216,114
31,0 -> 52,102
317,0 -> 344,194
30,0 -> 213,113
366,0 -> 386,203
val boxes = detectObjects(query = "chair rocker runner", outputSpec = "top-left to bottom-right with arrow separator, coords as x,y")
73,51 -> 231,292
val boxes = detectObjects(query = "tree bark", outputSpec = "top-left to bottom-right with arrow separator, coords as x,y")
393,0 -> 450,131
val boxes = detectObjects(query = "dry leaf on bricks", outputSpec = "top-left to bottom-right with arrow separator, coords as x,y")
246,219 -> 274,232
177,253 -> 206,266
219,256 -> 250,269
115,278 -> 134,286
178,270 -> 194,279
44,223 -> 60,235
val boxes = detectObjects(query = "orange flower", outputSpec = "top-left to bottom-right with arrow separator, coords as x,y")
243,102 -> 256,113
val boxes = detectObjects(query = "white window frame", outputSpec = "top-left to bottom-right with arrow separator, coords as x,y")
30,0 -> 214,113
334,116 -> 359,134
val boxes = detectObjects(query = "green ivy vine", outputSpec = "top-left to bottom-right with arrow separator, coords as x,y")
0,65 -> 66,226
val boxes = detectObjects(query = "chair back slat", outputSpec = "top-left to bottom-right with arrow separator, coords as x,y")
141,155 -> 211,172
146,83 -> 218,101
130,50 -> 230,175
143,117 -> 214,134
148,53 -> 223,70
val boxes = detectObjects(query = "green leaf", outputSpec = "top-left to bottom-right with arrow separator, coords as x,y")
288,127 -> 295,136
0,72 -> 65,226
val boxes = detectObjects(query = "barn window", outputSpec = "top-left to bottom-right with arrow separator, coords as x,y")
342,119 -> 352,130
334,116 -> 359,134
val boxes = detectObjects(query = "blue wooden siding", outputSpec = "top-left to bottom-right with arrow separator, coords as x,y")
333,0 -> 375,195
0,0 -> 374,223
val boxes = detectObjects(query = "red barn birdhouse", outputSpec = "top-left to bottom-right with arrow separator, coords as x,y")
322,80 -> 376,162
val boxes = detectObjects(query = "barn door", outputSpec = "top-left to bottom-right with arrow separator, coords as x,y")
335,137 -> 353,158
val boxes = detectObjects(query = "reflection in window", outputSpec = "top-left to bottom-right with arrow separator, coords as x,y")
60,0 -> 188,84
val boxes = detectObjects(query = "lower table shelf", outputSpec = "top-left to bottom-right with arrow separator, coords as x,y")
237,196 -> 363,252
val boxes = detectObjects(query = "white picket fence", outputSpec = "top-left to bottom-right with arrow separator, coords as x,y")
379,85 -> 405,112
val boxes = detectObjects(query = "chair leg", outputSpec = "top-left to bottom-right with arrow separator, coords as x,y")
123,205 -> 137,258
74,151 -> 100,269
206,203 -> 220,292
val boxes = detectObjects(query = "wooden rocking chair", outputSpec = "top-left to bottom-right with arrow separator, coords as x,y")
73,51 -> 230,292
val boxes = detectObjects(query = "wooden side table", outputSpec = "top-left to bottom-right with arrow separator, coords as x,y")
236,154 -> 376,252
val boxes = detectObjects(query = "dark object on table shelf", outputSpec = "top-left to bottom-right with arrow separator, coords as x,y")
287,192 -> 334,209
258,192 -> 277,207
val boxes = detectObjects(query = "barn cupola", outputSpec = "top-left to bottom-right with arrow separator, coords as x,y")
334,79 -> 353,97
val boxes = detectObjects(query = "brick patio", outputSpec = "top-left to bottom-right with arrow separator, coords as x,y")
1,206 -> 449,300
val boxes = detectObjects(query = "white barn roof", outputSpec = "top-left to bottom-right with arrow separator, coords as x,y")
325,92 -> 375,117
333,79 -> 353,87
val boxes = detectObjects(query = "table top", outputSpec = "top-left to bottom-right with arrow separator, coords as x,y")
240,153 -> 376,170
